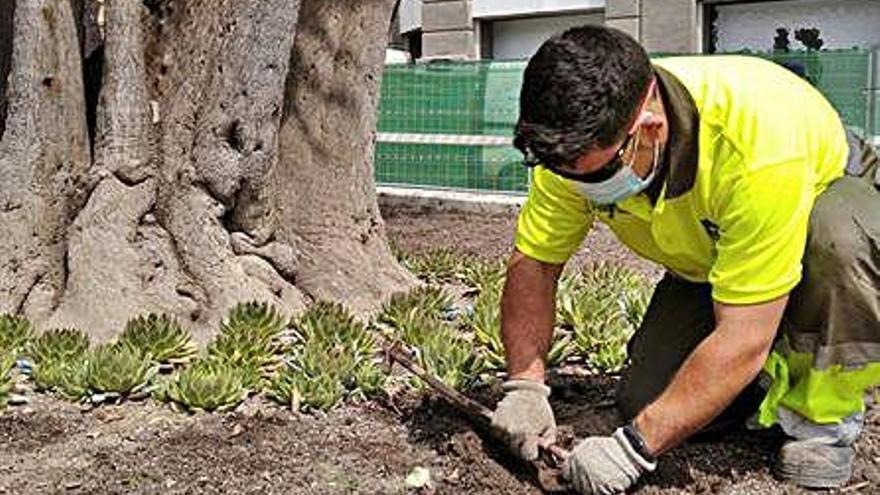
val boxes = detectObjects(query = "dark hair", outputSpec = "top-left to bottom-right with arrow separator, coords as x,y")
514,25 -> 653,169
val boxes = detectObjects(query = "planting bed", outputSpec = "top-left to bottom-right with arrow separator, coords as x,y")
1,208 -> 879,494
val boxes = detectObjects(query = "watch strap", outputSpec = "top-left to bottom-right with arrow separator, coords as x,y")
621,421 -> 657,464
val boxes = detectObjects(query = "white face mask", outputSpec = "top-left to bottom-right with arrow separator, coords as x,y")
574,124 -> 660,205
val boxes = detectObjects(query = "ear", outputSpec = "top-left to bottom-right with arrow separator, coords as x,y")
639,111 -> 665,141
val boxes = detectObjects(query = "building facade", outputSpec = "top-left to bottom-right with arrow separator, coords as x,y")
397,0 -> 880,60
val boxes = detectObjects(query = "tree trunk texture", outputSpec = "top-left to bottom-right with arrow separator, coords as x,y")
277,0 -> 412,311
0,0 -> 415,342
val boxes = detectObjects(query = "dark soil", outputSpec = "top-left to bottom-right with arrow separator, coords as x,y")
1,209 -> 878,494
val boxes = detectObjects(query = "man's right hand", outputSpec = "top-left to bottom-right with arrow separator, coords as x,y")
491,379 -> 557,461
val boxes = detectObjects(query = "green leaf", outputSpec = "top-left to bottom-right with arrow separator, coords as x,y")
27,328 -> 90,366
119,314 -> 197,365
0,354 -> 16,408
0,314 -> 33,356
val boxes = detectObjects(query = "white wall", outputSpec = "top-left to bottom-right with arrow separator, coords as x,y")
399,0 -> 423,33
715,0 -> 880,52
491,12 -> 605,60
474,0 -> 604,19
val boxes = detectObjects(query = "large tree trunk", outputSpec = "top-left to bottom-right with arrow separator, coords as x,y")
277,0 -> 411,310
0,0 -> 415,342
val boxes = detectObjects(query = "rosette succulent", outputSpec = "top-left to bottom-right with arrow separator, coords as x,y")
268,365 -> 345,411
0,314 -> 33,356
414,319 -> 485,391
295,301 -> 377,360
119,313 -> 197,365
377,286 -> 453,342
164,358 -> 247,413
558,262 -> 653,373
87,343 -> 156,396
271,301 -> 386,411
402,248 -> 462,283
27,328 -> 91,394
28,328 -> 90,365
207,301 -> 286,385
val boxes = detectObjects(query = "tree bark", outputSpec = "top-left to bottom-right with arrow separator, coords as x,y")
0,0 -> 91,321
0,0 -> 415,341
276,0 -> 413,312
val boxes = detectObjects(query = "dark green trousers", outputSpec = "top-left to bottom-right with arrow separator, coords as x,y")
615,135 -> 880,426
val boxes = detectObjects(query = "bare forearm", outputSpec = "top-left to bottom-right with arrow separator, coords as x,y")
634,323 -> 770,454
501,250 -> 562,381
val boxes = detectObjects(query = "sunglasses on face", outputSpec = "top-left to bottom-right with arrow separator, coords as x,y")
522,131 -> 635,183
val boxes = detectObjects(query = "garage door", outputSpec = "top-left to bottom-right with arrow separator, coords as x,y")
491,12 -> 604,60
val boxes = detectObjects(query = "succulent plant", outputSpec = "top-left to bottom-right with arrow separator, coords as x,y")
27,328 -> 91,365
0,313 -> 33,356
119,313 -> 197,365
571,312 -> 632,373
458,257 -> 506,294
558,262 -> 653,373
27,328 -> 92,395
223,301 -> 286,342
0,354 -> 16,408
402,248 -> 463,283
377,286 -> 453,342
268,365 -> 345,411
87,342 -> 156,395
270,301 -> 387,411
352,358 -> 387,398
207,301 -> 286,383
547,332 -> 573,367
415,319 -> 485,391
56,358 -> 91,401
294,301 -> 377,359
461,284 -> 506,370
164,358 -> 248,413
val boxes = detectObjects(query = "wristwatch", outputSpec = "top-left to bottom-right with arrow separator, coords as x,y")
621,420 -> 657,463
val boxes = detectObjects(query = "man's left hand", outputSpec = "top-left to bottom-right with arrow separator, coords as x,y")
563,428 -> 657,495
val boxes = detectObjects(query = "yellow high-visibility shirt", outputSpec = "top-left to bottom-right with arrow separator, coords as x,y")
515,55 -> 849,304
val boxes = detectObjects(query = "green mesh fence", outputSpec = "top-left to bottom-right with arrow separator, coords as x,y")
742,49 -> 874,137
375,50 -> 876,192
376,61 -> 529,192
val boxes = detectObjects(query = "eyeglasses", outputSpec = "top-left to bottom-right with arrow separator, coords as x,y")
520,77 -> 655,183
523,131 -> 635,183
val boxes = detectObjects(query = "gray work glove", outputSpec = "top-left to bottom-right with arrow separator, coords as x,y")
490,379 -> 556,461
563,428 -> 657,495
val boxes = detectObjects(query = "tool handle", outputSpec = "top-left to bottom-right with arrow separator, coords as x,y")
384,342 -> 571,464
385,343 -> 493,420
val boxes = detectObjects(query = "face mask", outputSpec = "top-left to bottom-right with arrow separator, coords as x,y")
574,125 -> 660,205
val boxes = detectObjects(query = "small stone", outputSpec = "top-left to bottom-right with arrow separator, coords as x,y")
446,468 -> 460,485
65,481 -> 81,490
405,466 -> 432,489
7,394 -> 28,406
228,424 -> 244,439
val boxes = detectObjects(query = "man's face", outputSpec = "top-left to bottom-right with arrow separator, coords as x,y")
561,85 -> 668,183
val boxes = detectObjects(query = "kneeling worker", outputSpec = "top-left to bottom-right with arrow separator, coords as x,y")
491,25 -> 880,494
